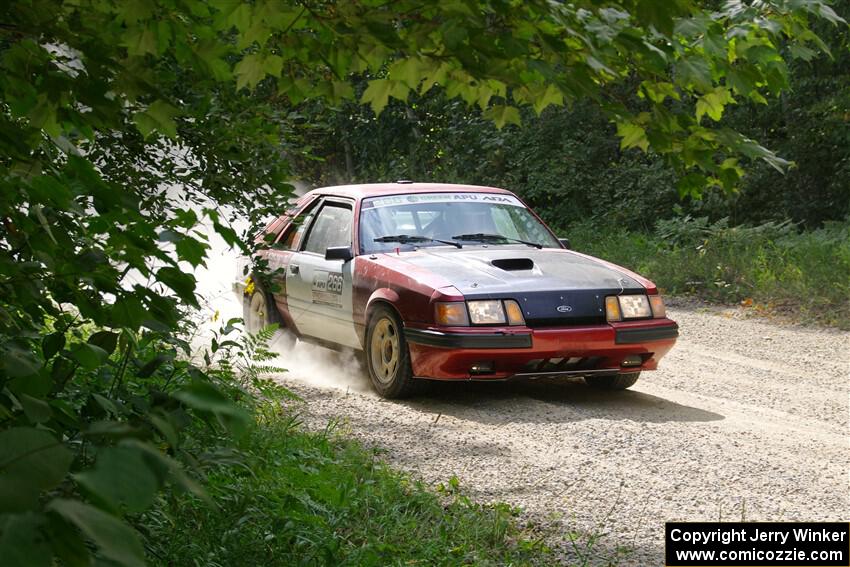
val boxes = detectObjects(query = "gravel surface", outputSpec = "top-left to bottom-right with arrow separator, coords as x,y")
277,308 -> 849,565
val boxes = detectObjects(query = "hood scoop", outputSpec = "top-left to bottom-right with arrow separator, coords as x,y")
491,257 -> 534,271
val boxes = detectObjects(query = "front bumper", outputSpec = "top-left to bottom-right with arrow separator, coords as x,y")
403,318 -> 678,380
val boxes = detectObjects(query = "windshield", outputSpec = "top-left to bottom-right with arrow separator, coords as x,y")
359,192 -> 560,254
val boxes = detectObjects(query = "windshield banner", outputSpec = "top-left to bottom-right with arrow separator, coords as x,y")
364,192 -> 525,209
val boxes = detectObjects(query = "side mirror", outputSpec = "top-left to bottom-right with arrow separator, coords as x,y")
558,237 -> 571,250
325,246 -> 354,262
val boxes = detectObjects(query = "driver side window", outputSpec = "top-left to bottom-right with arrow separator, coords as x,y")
302,202 -> 353,255
277,200 -> 320,251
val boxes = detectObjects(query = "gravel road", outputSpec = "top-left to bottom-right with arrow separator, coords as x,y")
278,307 -> 849,565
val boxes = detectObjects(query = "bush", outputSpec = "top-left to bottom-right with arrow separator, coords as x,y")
566,217 -> 850,328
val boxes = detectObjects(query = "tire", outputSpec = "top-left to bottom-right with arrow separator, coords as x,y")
365,304 -> 417,399
584,372 -> 640,391
243,281 -> 297,349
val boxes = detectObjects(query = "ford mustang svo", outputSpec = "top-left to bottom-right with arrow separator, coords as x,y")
238,182 -> 678,398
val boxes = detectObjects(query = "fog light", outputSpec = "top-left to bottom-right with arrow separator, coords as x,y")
621,355 -> 642,367
470,362 -> 494,375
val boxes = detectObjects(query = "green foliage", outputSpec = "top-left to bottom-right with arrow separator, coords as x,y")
567,217 -> 850,329
303,3 -> 849,231
144,404 -> 554,566
0,314 -> 290,565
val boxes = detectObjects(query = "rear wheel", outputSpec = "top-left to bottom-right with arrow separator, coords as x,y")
244,286 -> 273,333
584,372 -> 640,390
365,305 -> 417,399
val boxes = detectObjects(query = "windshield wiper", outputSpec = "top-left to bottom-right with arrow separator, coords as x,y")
374,234 -> 462,249
451,233 -> 543,249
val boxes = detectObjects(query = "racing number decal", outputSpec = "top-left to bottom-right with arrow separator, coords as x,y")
311,270 -> 343,307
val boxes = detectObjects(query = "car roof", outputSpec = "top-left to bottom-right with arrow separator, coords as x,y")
303,182 -> 515,200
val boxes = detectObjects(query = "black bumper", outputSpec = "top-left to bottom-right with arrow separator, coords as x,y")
403,328 -> 533,349
615,324 -> 679,344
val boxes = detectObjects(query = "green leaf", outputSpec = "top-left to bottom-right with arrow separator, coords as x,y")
46,512 -> 90,567
42,333 -> 65,360
532,84 -> 564,115
640,81 -> 680,103
677,173 -> 708,199
228,3 -> 253,31
19,394 -> 52,424
0,513 -> 52,567
364,81 -> 399,114
0,344 -> 40,378
719,158 -> 744,190
675,56 -> 714,93
123,440 -> 208,501
175,236 -> 209,268
88,331 -> 119,355
117,0 -> 155,24
388,58 -> 423,90
137,352 -> 172,378
133,100 -> 179,139
47,499 -> 146,567
89,395 -> 117,421
173,381 -> 250,430
812,3 -> 845,25
330,81 -> 354,104
68,343 -> 109,370
235,53 -> 265,91
74,446 -> 160,513
616,121 -> 650,152
110,295 -> 146,329
123,24 -> 158,57
788,43 -> 816,61
695,87 -> 734,122
156,267 -> 199,308
262,54 -> 283,78
0,428 -> 73,512
484,105 -> 521,129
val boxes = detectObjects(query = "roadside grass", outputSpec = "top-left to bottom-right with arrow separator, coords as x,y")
141,402 -> 557,566
564,218 -> 850,329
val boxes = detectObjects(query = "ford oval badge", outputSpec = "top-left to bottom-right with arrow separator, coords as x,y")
556,305 -> 572,313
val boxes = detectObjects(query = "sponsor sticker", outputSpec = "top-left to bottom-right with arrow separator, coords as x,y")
311,270 -> 343,307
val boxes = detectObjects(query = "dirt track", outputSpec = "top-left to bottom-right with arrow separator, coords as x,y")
281,306 -> 849,565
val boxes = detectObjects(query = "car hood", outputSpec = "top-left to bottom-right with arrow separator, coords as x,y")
377,246 -> 648,326
374,245 -> 646,327
376,245 -> 646,327
385,246 -> 643,295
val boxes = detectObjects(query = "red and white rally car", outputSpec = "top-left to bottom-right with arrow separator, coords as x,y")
240,182 -> 678,398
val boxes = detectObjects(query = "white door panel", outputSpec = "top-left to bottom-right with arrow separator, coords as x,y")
286,254 -> 359,348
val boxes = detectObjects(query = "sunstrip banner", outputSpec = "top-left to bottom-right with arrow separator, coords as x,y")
363,192 -> 525,209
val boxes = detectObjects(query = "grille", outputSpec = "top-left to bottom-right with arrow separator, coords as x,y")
524,316 -> 606,328
521,356 -> 603,373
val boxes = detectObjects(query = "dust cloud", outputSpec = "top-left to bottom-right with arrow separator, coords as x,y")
267,333 -> 374,395
185,182 -> 373,395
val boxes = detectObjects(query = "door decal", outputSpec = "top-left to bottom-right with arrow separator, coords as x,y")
311,270 -> 343,307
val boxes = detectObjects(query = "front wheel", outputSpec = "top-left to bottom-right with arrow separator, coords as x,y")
365,305 -> 417,399
584,372 -> 640,390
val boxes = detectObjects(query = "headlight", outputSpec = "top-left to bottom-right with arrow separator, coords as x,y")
605,294 -> 652,321
467,300 -> 506,324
